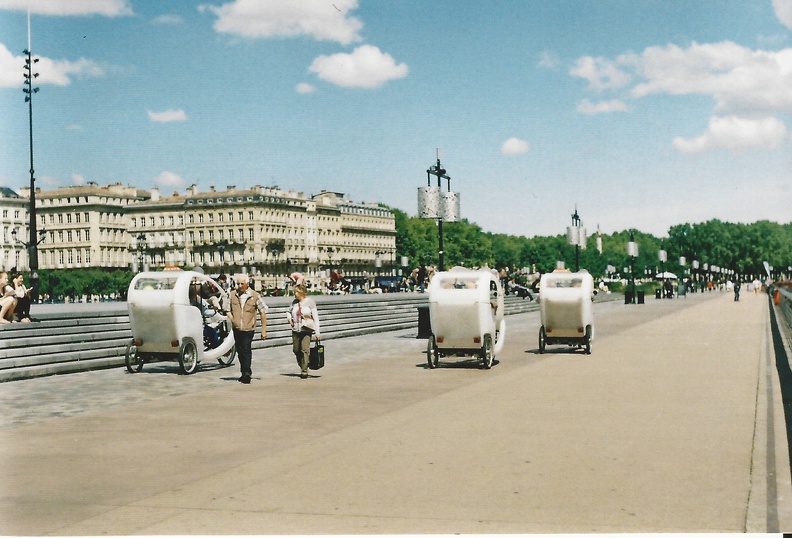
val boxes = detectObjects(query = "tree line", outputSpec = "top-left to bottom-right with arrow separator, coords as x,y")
21,213 -> 792,301
393,208 -> 792,280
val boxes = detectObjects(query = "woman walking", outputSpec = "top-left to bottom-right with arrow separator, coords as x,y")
287,284 -> 321,379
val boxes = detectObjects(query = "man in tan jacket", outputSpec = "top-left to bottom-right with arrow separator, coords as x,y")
228,274 -> 268,384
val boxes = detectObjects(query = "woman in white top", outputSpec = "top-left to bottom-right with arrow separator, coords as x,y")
287,284 -> 320,379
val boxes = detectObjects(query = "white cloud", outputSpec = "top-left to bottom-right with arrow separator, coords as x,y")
773,0 -> 792,30
672,115 -> 788,154
501,137 -> 530,156
628,42 -> 792,114
0,43 -> 105,88
570,55 -> 631,91
0,0 -> 132,16
201,0 -> 362,45
154,171 -> 185,188
151,14 -> 184,26
71,173 -> 85,185
577,99 -> 628,115
296,82 -> 316,94
148,109 -> 187,123
309,45 -> 408,89
538,51 -> 559,69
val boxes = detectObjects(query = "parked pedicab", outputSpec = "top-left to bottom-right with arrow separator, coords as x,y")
426,267 -> 506,369
537,269 -> 595,354
125,270 -> 236,374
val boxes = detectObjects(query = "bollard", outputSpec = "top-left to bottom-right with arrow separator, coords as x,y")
417,305 -> 432,339
624,291 -> 634,304
637,291 -> 645,304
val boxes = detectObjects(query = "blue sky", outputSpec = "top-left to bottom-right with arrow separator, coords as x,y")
1,0 -> 791,238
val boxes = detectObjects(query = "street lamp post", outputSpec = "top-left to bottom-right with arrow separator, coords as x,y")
133,233 -> 147,273
22,28 -> 41,300
627,230 -> 638,304
658,241 -> 667,298
418,149 -> 458,272
567,206 -> 586,272
11,227 -> 45,296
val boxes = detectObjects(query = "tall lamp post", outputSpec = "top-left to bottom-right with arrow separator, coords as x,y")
22,24 -> 41,300
627,230 -> 638,304
418,149 -> 459,272
567,206 -> 586,272
132,233 -> 148,273
658,241 -> 667,298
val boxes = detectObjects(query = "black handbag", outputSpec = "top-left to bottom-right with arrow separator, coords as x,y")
309,342 -> 325,370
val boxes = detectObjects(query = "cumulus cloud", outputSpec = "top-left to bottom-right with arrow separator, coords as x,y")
628,42 -> 792,114
773,0 -> 792,30
577,99 -> 628,115
71,173 -> 85,185
0,43 -> 105,88
308,45 -> 408,88
672,115 -> 788,154
295,82 -> 316,94
148,109 -> 187,123
0,0 -> 132,16
501,137 -> 530,156
573,40 -> 792,153
200,0 -> 362,44
570,55 -> 631,91
154,171 -> 185,188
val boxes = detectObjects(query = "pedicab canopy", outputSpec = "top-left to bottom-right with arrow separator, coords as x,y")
427,266 -> 505,354
127,270 -> 234,361
538,269 -> 595,339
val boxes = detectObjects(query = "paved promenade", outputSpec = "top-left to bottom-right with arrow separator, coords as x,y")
1,289 -> 791,534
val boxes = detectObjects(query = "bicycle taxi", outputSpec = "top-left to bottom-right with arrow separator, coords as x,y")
426,267 -> 506,369
538,269 -> 595,354
125,270 -> 236,374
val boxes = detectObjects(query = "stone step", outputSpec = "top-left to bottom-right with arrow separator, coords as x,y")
0,293 -> 555,382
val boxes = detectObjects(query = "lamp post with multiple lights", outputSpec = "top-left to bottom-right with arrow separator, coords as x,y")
22,36 -> 41,300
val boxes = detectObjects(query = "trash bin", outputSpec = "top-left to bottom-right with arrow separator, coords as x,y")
624,291 -> 634,304
655,289 -> 662,299
637,291 -> 645,304
417,305 -> 432,339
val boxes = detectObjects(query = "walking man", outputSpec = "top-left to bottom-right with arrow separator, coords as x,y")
228,274 -> 268,384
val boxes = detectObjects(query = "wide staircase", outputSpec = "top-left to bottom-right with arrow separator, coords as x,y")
0,293 -> 545,382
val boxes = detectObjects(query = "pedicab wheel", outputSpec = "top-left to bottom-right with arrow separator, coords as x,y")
125,339 -> 143,373
538,326 -> 546,354
481,334 -> 494,369
217,345 -> 236,366
584,325 -> 592,355
178,338 -> 198,374
427,335 -> 439,369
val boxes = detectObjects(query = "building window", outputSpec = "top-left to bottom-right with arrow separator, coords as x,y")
76,213 -> 81,223
84,212 -> 89,223
85,230 -> 90,241
169,216 -> 174,226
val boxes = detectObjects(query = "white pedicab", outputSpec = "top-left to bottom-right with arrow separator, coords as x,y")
538,270 -> 595,354
125,271 -> 236,374
426,267 -> 506,369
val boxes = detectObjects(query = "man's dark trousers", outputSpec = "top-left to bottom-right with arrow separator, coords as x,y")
234,329 -> 254,379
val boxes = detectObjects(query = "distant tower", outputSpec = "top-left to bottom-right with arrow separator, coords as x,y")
596,224 -> 602,254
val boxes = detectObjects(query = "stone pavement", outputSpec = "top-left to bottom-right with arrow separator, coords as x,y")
1,289 -> 790,534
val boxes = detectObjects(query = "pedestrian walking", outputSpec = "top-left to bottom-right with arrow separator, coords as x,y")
417,264 -> 427,293
228,274 -> 268,384
287,284 -> 321,379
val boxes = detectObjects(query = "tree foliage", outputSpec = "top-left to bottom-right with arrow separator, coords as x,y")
393,208 -> 792,280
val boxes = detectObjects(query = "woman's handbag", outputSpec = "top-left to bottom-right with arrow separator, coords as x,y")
309,342 -> 325,370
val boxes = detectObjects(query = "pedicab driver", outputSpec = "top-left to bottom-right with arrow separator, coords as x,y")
228,274 -> 268,384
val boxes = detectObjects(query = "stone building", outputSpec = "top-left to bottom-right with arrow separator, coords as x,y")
13,182 -> 396,289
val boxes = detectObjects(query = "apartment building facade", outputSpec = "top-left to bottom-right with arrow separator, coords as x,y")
10,182 -> 396,287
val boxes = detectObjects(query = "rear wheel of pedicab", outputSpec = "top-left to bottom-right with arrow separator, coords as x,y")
178,337 -> 198,374
217,345 -> 236,366
584,325 -> 592,355
427,335 -> 439,369
481,334 -> 494,369
538,326 -> 546,354
125,339 -> 143,373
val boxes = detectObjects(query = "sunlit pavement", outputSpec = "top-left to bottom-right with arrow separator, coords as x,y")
1,290 -> 790,534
